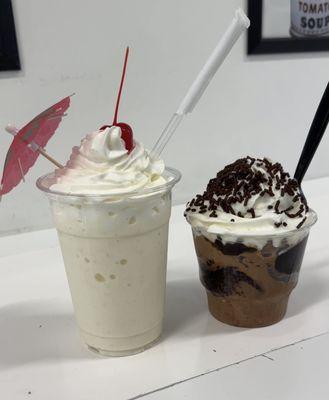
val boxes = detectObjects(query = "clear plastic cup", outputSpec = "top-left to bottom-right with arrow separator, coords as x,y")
37,167 -> 181,356
190,213 -> 317,328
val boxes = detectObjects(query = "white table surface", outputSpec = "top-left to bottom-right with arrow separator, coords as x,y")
0,177 -> 329,400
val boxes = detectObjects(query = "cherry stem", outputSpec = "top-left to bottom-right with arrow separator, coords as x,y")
112,46 -> 130,125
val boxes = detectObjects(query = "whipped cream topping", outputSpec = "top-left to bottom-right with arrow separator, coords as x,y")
185,157 -> 316,237
50,126 -> 166,194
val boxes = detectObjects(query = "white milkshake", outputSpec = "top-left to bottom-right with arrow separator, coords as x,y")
37,126 -> 180,356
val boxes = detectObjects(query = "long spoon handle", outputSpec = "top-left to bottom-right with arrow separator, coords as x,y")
294,82 -> 329,184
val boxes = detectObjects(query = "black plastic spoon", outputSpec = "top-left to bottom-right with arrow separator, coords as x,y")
294,82 -> 329,185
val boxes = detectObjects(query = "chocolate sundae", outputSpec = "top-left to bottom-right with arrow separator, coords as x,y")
185,157 -> 317,327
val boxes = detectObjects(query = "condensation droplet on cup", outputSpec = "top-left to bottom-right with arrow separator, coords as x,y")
152,206 -> 160,214
129,216 -> 136,225
95,273 -> 105,282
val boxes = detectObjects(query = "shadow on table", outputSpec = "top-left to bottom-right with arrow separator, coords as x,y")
164,277 -> 243,339
286,261 -> 329,318
0,301 -> 94,369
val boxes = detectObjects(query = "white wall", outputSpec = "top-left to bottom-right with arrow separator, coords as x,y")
0,0 -> 328,236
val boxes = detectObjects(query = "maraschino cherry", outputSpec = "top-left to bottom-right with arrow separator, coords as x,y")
100,47 -> 134,153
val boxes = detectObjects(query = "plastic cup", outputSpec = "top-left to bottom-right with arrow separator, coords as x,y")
37,167 -> 180,356
190,213 -> 317,328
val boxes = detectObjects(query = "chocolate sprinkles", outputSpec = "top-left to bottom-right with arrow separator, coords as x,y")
296,217 -> 307,229
184,156 -> 310,230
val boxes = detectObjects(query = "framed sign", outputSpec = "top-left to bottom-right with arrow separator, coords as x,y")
0,0 -> 20,71
247,0 -> 329,55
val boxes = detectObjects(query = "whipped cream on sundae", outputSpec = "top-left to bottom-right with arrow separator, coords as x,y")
185,157 -> 316,238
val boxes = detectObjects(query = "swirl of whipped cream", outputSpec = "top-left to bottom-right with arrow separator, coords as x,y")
50,126 -> 166,194
185,157 -> 316,238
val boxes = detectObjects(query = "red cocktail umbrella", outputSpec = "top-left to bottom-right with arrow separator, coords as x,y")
0,96 -> 71,196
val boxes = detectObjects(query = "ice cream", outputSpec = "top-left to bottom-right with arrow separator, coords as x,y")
37,125 -> 180,355
50,125 -> 166,195
185,156 -> 317,327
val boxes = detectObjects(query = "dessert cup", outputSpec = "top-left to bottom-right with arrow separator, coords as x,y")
191,215 -> 317,328
37,167 -> 180,356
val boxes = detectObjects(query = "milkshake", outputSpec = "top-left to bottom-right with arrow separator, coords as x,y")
37,125 -> 180,355
185,157 -> 317,327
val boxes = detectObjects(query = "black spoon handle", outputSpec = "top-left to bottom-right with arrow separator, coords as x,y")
294,82 -> 329,185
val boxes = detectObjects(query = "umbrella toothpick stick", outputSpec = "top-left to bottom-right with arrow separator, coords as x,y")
5,125 -> 64,169
35,147 -> 63,169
